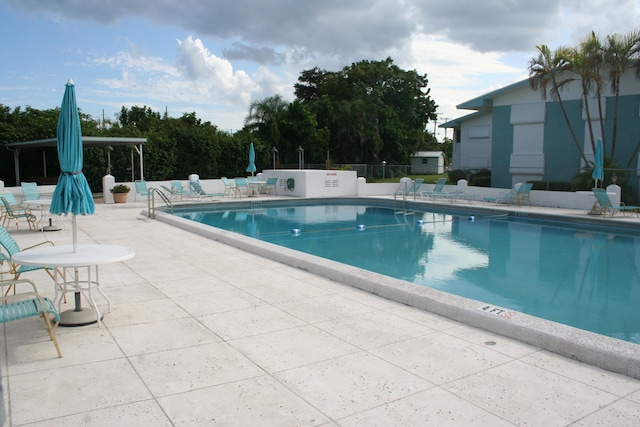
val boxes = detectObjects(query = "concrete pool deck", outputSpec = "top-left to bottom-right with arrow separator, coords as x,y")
2,196 -> 640,425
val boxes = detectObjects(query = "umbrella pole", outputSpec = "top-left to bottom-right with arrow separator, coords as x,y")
72,215 -> 77,253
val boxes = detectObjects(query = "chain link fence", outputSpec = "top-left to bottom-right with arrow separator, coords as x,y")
280,163 -> 412,180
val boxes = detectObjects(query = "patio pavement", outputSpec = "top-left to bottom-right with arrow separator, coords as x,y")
1,197 -> 640,426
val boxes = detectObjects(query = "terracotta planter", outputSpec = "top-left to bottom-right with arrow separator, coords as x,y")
113,192 -> 129,203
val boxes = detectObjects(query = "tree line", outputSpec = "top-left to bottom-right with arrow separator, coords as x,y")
0,58 -> 442,190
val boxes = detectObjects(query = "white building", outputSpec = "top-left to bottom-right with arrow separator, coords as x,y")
410,151 -> 445,174
442,69 -> 640,196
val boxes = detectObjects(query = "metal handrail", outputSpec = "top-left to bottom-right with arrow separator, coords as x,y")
148,187 -> 172,219
394,180 -> 416,215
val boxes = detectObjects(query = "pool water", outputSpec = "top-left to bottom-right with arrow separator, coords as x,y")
176,202 -> 640,344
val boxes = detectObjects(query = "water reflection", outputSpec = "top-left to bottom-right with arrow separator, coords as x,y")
178,204 -> 640,343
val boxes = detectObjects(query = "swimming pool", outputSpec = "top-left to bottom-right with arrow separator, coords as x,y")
172,199 -> 640,346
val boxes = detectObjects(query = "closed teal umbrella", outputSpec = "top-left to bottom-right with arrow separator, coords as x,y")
246,142 -> 257,176
50,79 -> 95,252
592,139 -> 604,188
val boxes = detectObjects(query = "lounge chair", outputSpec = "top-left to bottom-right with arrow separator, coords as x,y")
234,178 -> 249,197
0,192 -> 32,227
262,177 -> 278,195
0,197 -> 36,230
485,183 -> 533,207
419,178 -> 463,200
21,182 -> 41,201
591,188 -> 640,217
420,178 -> 446,199
189,180 -> 222,198
0,279 -> 62,358
0,225 -> 59,283
221,177 -> 235,197
134,180 -> 150,201
395,178 -> 424,200
170,181 -> 189,200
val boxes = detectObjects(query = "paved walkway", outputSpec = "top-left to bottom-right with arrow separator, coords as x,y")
1,199 -> 640,426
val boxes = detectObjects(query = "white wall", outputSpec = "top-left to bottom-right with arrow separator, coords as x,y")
455,114 -> 492,170
261,169 -> 358,197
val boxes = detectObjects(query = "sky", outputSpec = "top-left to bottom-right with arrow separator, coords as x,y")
1,0 -> 640,138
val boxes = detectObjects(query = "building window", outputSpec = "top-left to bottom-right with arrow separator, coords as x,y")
422,159 -> 427,164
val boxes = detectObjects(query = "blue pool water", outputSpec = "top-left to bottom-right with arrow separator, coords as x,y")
175,201 -> 640,344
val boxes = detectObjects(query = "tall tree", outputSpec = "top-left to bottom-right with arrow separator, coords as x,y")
244,95 -> 289,148
566,32 -> 604,155
295,58 -> 437,164
528,45 -> 589,165
603,29 -> 640,159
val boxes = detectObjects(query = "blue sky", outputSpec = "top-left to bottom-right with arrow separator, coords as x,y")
2,0 -> 640,136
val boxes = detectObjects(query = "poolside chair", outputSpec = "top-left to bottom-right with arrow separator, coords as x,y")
0,279 -> 62,358
0,192 -> 29,226
21,182 -> 41,201
170,181 -> 189,200
159,185 -> 175,200
134,180 -> 150,201
234,178 -> 249,197
591,188 -> 640,217
0,225 -> 57,281
394,178 -> 424,200
189,180 -> 222,199
513,183 -> 533,206
221,177 -> 235,197
484,183 -> 532,207
420,178 -> 446,198
262,177 -> 278,195
0,197 -> 36,230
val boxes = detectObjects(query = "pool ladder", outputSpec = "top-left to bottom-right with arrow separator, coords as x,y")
148,187 -> 173,219
393,180 -> 416,216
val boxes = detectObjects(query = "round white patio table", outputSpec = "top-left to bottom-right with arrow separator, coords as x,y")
11,244 -> 135,327
21,199 -> 62,231
247,180 -> 266,197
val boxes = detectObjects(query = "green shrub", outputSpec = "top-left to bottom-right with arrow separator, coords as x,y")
470,175 -> 491,187
470,169 -> 491,187
448,169 -> 466,183
530,181 -> 573,191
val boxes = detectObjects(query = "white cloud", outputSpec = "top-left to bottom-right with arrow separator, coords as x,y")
404,34 -> 526,126
3,0 -> 640,131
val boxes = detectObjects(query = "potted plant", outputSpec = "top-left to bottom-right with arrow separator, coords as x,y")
110,184 -> 130,203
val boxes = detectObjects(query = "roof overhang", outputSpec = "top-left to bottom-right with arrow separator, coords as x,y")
6,136 -> 146,150
439,111 -> 487,128
5,136 -> 147,185
455,78 -> 531,111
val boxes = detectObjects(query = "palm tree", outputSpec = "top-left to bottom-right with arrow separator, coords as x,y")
528,45 -> 589,165
603,30 -> 640,160
566,32 -> 604,156
244,95 -> 289,146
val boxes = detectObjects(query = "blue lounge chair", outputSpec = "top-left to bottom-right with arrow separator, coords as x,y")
591,188 -> 640,217
0,279 -> 62,357
134,180 -> 150,201
0,197 -> 36,230
0,225 -> 58,283
21,182 -> 41,201
171,181 -> 189,199
234,178 -> 249,197
420,178 -> 446,199
395,178 -> 424,200
221,177 -> 235,197
420,178 -> 469,201
262,177 -> 278,195
189,180 -> 222,198
485,183 -> 532,207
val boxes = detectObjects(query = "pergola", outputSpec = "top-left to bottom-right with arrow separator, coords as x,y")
5,136 -> 146,185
